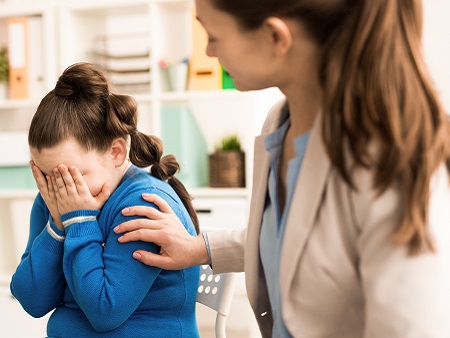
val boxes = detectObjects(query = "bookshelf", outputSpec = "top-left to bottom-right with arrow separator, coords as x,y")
0,0 -> 282,337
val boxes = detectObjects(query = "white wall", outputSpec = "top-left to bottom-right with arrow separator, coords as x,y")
423,0 -> 450,112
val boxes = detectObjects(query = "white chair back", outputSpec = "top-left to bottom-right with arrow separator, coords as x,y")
197,264 -> 237,338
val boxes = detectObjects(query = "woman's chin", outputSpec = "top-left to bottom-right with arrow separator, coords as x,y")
233,82 -> 271,92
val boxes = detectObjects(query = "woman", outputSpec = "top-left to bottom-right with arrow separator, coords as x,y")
115,0 -> 450,337
11,63 -> 200,337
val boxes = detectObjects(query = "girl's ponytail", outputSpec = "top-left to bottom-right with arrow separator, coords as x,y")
129,132 -> 200,234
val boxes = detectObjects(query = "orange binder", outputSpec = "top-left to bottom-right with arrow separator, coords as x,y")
7,17 -> 29,99
190,7 -> 221,90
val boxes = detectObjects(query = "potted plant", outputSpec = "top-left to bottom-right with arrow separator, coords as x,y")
209,134 -> 245,187
0,47 -> 9,99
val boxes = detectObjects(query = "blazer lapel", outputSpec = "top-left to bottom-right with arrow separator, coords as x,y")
245,133 -> 270,304
280,111 -> 331,298
245,99 -> 287,312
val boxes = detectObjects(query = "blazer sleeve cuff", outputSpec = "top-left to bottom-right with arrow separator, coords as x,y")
208,227 -> 246,274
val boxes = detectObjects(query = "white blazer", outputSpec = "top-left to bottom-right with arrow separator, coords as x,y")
208,99 -> 450,337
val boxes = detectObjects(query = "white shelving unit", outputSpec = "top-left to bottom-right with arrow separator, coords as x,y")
0,0 -> 282,337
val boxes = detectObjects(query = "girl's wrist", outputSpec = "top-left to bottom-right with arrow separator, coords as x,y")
51,215 -> 64,230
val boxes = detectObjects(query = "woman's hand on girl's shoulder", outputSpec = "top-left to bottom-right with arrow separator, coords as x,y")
114,193 -> 209,270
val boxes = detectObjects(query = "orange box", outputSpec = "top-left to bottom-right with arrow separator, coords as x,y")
190,7 -> 221,90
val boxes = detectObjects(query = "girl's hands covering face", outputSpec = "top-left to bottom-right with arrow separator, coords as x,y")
50,164 -> 110,215
30,160 -> 63,229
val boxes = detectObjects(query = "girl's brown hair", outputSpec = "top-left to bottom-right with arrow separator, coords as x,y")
213,0 -> 450,254
28,62 -> 199,234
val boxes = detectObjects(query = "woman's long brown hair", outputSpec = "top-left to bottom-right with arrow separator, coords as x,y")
320,1 -> 450,254
214,0 -> 450,254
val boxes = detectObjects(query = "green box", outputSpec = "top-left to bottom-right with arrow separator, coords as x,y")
0,166 -> 35,189
221,66 -> 235,90
161,106 -> 209,188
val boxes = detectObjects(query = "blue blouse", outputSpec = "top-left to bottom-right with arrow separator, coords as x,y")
260,117 -> 310,337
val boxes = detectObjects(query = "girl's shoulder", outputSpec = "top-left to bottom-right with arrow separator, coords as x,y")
112,165 -> 191,227
120,166 -> 179,202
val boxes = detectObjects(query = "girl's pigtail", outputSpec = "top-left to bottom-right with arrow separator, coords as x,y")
129,133 -> 200,234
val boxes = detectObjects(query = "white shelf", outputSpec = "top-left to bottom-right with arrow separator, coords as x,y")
190,187 -> 248,198
0,99 -> 40,111
0,190 -> 37,199
0,3 -> 50,17
159,89 -> 244,102
133,89 -> 265,104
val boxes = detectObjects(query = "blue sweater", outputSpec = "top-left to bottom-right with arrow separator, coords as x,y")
10,165 -> 200,337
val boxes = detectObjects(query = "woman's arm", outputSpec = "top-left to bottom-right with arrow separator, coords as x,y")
114,193 -> 209,270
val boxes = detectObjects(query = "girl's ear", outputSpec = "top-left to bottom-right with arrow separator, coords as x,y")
263,17 -> 294,56
110,138 -> 128,167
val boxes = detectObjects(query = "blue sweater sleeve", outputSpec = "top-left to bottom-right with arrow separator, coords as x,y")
10,194 -> 66,318
61,190 -> 164,332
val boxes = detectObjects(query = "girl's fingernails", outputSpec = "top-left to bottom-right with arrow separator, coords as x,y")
132,252 -> 142,261
114,226 -> 119,233
122,208 -> 130,215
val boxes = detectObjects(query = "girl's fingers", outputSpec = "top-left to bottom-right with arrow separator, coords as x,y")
95,182 -> 111,206
67,165 -> 90,195
46,175 -> 55,196
58,165 -> 78,195
30,162 -> 47,190
51,175 -> 61,199
53,167 -> 68,197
